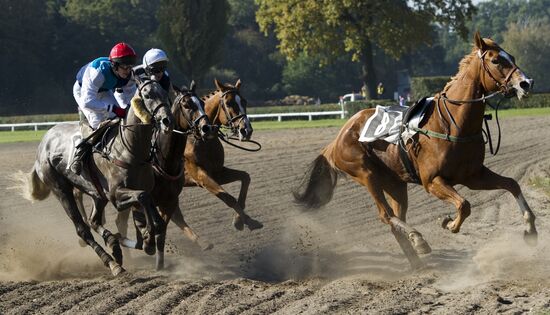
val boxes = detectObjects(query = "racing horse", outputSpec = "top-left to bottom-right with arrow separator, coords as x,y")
294,32 -> 538,268
113,81 -> 217,270
167,79 -> 263,240
17,77 -> 176,276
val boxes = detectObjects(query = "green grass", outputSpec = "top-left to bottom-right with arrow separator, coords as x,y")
486,107 -> 550,118
0,130 -> 47,143
1,107 -> 549,144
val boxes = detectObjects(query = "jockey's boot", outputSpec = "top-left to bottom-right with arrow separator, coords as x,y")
70,142 -> 91,175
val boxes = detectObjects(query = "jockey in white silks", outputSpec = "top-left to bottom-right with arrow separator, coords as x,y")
133,48 -> 172,93
70,42 -> 138,175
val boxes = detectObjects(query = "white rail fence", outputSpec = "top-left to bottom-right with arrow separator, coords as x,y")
0,110 -> 347,131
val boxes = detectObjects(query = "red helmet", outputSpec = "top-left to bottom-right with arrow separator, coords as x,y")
109,42 -> 137,66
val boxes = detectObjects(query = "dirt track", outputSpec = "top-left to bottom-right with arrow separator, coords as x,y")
1,116 -> 550,314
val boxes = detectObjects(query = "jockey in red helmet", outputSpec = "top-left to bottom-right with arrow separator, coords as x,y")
70,42 -> 138,175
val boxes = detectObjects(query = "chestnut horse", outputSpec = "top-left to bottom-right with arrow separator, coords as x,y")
294,32 -> 538,268
169,79 -> 263,240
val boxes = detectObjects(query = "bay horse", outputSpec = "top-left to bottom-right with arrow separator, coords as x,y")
113,81 -> 217,270
17,77 -> 176,276
168,79 -> 263,238
294,32 -> 538,269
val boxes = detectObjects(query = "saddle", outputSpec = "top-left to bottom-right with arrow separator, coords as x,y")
79,118 -> 121,199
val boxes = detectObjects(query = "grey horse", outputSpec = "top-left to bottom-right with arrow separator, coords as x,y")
107,81 -> 218,270
18,78 -> 175,276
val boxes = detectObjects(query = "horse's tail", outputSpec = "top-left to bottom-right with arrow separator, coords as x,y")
293,140 -> 339,210
11,168 -> 51,202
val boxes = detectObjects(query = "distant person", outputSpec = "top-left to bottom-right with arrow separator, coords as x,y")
361,84 -> 368,98
70,42 -> 138,175
377,82 -> 385,99
399,95 -> 406,106
134,48 -> 172,93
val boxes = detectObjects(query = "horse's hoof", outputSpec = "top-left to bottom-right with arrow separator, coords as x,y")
441,215 -> 453,229
523,230 -> 538,247
144,245 -> 156,256
409,232 -> 432,255
202,243 -> 214,251
246,218 -> 264,230
108,261 -> 126,277
78,239 -> 87,248
233,216 -> 244,231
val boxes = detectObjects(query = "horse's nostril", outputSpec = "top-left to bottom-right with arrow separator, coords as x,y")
162,118 -> 170,127
201,125 -> 211,134
519,81 -> 530,91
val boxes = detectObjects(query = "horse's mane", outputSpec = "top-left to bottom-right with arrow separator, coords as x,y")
201,83 -> 238,101
442,38 -> 500,93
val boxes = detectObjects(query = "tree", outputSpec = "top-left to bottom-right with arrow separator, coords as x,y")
256,0 -> 476,99
503,20 -> 550,93
157,0 -> 230,84
62,0 -> 160,47
439,0 -> 550,73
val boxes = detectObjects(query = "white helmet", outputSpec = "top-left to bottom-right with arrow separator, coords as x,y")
143,48 -> 169,73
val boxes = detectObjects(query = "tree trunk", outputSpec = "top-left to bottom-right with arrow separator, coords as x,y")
360,39 -> 377,99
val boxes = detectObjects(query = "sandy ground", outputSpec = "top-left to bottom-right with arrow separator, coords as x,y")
1,115 -> 550,314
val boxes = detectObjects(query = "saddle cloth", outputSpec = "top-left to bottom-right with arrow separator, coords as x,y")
358,98 -> 432,143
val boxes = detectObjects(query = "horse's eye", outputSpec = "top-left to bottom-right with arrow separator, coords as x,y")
491,57 -> 500,64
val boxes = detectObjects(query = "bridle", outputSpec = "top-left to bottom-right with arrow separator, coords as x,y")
150,90 -> 209,180
440,49 -> 518,105
217,89 -> 248,135
172,91 -> 209,139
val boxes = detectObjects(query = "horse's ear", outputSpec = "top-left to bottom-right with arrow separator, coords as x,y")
190,80 -> 196,92
172,84 -> 182,93
131,95 -> 152,124
214,78 -> 225,91
235,79 -> 241,89
474,31 -> 487,51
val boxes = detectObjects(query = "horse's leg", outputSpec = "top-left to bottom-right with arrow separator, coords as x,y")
350,170 -> 430,266
462,166 -> 538,245
88,198 -> 123,266
45,173 -> 123,276
115,188 -> 163,255
213,167 -> 251,215
384,180 -> 428,269
427,176 -> 471,234
170,207 -> 214,251
187,165 -> 262,231
74,189 -> 88,225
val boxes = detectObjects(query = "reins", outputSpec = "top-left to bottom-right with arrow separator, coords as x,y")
213,89 -> 262,152
217,127 -> 262,152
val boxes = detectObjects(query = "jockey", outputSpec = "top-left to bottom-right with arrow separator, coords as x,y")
70,42 -> 138,175
133,48 -> 172,93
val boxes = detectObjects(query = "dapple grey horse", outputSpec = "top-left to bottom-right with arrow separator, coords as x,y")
17,78 -> 175,276
113,81 -> 218,270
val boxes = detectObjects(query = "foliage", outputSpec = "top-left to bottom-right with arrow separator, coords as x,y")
281,54 -> 361,102
439,0 -> 550,77
502,20 -> 550,93
62,0 -> 160,46
410,76 -> 450,100
157,0 -> 230,84
256,0 -> 475,97
498,94 -> 550,109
